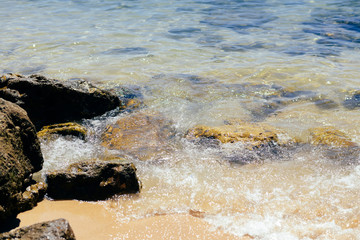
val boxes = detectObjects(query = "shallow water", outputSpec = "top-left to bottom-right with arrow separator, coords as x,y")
2,0 -> 360,239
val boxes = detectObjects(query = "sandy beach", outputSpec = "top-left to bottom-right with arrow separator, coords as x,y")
18,199 -> 246,240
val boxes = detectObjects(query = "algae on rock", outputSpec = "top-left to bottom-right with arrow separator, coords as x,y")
37,122 -> 87,140
186,119 -> 288,148
308,126 -> 357,148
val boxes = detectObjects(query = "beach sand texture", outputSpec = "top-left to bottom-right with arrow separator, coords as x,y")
18,199 -> 245,240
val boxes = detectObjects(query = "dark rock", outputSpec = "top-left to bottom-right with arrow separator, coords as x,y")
343,91 -> 360,109
0,73 -> 120,129
46,161 -> 141,200
0,218 -> 76,240
0,98 -> 44,224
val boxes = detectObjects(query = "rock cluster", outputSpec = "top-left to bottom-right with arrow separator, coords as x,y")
1,72 -> 360,238
0,73 -> 142,237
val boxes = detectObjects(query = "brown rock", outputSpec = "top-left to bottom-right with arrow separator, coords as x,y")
0,218 -> 76,240
102,111 -> 176,160
0,98 -> 44,224
46,160 -> 140,200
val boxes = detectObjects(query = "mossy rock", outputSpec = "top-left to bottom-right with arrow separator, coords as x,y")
186,119 -> 288,148
37,122 -> 87,140
308,127 -> 357,148
102,111 -> 176,160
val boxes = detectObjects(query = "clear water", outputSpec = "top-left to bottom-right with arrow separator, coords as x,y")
2,0 -> 360,239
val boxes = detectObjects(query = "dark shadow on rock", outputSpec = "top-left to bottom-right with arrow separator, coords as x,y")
0,218 -> 20,233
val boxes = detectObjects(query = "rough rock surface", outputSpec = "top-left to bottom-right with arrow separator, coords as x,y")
186,119 -> 285,148
37,122 -> 87,140
102,111 -> 176,160
0,98 -> 44,224
0,73 -> 120,129
46,160 -> 140,200
308,126 -> 357,148
0,218 -> 76,240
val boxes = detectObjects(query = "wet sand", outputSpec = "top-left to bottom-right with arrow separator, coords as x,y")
18,199 -> 244,240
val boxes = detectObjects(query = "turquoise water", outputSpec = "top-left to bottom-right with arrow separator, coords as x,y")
2,0 -> 360,239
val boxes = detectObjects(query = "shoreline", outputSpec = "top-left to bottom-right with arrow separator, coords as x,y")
18,199 -> 245,240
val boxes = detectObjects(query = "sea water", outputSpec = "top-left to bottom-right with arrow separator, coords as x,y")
2,0 -> 360,239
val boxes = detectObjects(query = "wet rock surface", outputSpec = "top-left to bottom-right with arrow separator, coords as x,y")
37,122 -> 87,140
186,119 -> 286,147
186,118 -> 298,164
46,160 -> 140,200
0,218 -> 76,240
309,126 -> 357,148
308,126 -> 360,164
0,73 -> 120,129
102,111 -> 176,161
0,98 -> 44,224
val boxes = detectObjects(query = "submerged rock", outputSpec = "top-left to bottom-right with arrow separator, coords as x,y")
186,119 -> 284,148
0,218 -> 76,240
37,122 -> 87,140
0,98 -> 44,224
111,85 -> 144,112
186,119 -> 297,164
308,126 -> 357,148
102,111 -> 176,161
308,127 -> 360,164
0,73 -> 120,129
314,98 -> 338,110
46,160 -> 140,200
343,90 -> 360,109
